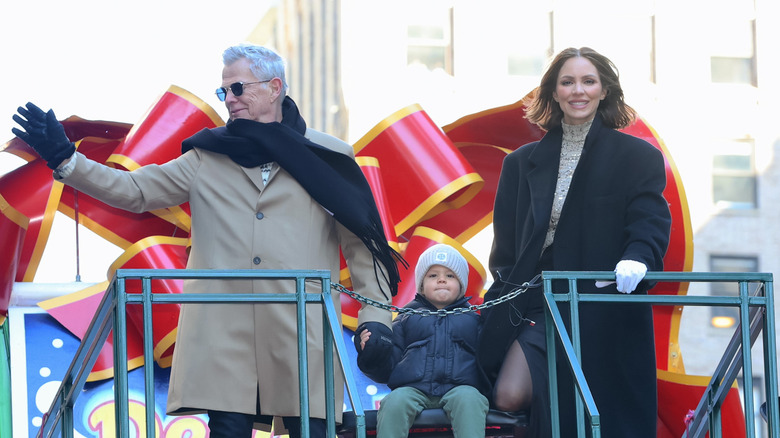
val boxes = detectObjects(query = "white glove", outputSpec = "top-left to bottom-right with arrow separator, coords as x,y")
614,260 -> 647,294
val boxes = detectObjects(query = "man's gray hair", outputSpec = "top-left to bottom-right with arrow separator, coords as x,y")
222,44 -> 288,95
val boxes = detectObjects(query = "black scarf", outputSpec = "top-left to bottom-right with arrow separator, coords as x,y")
182,96 -> 405,298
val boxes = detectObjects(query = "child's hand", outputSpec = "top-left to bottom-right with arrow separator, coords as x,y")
353,322 -> 393,382
360,329 -> 371,350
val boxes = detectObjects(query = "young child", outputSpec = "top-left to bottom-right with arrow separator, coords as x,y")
356,243 -> 490,437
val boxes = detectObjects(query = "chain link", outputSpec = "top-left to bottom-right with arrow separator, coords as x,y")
331,274 -> 541,317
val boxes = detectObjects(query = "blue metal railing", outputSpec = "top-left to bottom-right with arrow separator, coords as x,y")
543,271 -> 778,438
1,320 -> 11,438
35,269 -> 368,438
27,269 -> 780,437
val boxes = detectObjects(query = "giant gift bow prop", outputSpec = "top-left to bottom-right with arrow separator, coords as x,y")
0,87 -> 745,435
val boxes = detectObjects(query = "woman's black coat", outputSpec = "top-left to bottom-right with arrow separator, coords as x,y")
480,114 -> 672,437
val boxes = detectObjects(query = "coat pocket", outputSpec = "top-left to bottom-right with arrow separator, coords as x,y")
450,339 -> 480,386
387,339 -> 429,388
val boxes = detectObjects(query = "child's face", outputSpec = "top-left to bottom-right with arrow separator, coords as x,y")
421,265 -> 461,310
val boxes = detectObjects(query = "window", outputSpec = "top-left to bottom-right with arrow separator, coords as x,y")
712,139 -> 757,209
711,56 -> 754,85
709,19 -> 756,86
506,12 -> 553,76
709,255 -> 758,328
406,6 -> 453,74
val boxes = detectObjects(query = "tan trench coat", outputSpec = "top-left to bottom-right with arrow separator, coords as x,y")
59,128 -> 392,425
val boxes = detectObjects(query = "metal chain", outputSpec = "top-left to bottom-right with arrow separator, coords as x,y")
331,274 -> 542,317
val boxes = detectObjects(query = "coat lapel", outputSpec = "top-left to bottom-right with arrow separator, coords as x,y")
240,165 -> 266,191
527,128 -> 562,239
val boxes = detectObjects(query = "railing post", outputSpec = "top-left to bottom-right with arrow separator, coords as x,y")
566,277 -> 589,438
739,280 -> 755,438
142,276 -> 156,438
321,276 -> 337,437
321,283 -> 367,438
762,279 -> 779,437
544,274 -> 561,438
0,323 -> 11,438
296,275 -> 310,438
543,277 -> 601,438
113,276 -> 130,438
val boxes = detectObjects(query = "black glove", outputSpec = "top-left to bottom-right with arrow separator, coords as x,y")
12,102 -> 75,170
353,321 -> 393,382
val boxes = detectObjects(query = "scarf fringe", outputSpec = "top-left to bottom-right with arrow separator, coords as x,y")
360,222 -> 408,299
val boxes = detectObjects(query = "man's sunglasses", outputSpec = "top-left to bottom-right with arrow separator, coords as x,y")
215,79 -> 272,102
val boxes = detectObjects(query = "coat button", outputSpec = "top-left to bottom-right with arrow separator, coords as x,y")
256,212 -> 264,220
253,257 -> 261,265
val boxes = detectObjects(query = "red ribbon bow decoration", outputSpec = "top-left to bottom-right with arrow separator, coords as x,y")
3,86 -> 744,438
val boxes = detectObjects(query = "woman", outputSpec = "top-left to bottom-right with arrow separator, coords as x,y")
478,47 -> 671,437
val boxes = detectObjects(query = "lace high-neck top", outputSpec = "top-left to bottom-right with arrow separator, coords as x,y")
542,118 -> 593,252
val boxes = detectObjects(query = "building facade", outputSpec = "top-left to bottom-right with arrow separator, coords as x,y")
268,0 -> 780,434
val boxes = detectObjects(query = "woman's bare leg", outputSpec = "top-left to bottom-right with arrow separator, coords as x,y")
492,339 -> 533,412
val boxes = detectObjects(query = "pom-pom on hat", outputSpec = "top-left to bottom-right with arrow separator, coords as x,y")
414,244 -> 469,297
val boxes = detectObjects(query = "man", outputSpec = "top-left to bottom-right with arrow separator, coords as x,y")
12,43 -> 400,438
